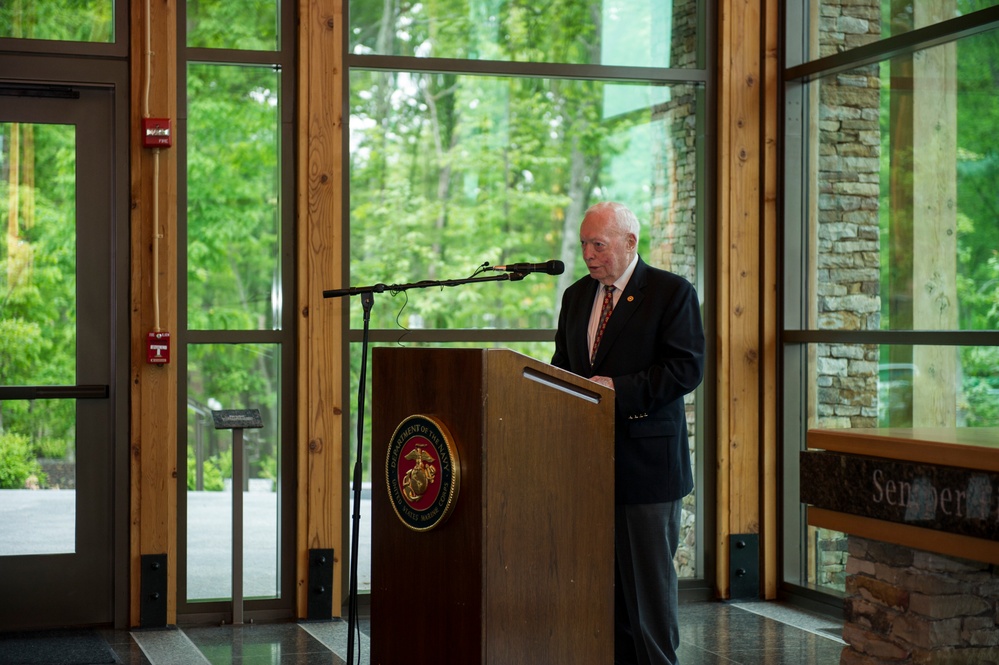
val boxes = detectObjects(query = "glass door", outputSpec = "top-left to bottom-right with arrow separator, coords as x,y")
0,85 -> 119,629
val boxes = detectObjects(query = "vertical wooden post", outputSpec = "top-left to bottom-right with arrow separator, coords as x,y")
129,0 -> 179,626
716,0 -> 779,598
296,0 -> 346,618
912,0 -> 958,426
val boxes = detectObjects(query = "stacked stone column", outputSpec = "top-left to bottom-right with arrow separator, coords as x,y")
842,536 -> 999,664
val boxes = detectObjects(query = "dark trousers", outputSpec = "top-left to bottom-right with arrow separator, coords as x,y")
614,501 -> 682,665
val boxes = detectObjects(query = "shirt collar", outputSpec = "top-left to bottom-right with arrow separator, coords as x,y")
608,254 -> 639,293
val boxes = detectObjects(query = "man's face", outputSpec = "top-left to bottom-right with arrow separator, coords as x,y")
579,211 -> 636,286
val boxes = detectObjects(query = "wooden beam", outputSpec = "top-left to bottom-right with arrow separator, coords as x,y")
715,0 -> 733,590
296,0 -> 345,618
129,0 -> 178,626
808,427 -> 999,470
912,0 -> 958,427
809,507 -> 999,566
716,0 -> 778,599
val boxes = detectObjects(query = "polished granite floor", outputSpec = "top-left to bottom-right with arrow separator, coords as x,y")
31,601 -> 848,665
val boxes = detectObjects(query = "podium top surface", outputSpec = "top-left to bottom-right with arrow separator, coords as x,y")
374,346 -> 613,403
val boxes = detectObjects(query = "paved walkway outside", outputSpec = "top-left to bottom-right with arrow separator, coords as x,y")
0,488 -> 373,597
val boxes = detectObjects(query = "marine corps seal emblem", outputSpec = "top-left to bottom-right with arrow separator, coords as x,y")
386,414 -> 460,531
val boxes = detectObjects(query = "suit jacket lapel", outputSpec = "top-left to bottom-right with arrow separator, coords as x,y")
575,279 -> 600,371
590,259 -> 647,370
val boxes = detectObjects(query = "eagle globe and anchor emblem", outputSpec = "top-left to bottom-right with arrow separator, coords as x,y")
401,447 -> 436,501
386,414 -> 460,531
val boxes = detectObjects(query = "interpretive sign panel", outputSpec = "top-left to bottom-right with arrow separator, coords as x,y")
801,450 -> 999,540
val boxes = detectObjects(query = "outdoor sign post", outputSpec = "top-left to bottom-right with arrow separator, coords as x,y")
211,408 -> 263,626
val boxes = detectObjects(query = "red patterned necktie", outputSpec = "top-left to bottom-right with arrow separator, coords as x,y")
590,284 -> 616,365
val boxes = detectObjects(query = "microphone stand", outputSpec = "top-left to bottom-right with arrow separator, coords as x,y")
322,270 -> 526,665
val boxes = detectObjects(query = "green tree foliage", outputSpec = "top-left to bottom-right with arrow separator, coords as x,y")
346,0 -> 670,332
1,122 -> 77,482
187,64 -> 280,331
186,343 -> 279,490
344,0 -> 702,481
0,0 -> 112,42
187,61 -> 287,489
875,5 -> 999,424
186,0 -> 278,50
954,20 -> 999,419
187,444 -> 231,492
0,432 -> 45,489
955,26 -> 999,332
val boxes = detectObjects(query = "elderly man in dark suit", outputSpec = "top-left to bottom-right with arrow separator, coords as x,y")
551,201 -> 705,665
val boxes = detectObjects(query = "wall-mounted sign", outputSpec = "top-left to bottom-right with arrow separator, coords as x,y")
801,450 -> 999,540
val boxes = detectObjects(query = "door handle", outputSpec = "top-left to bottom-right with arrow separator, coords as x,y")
0,385 -> 109,400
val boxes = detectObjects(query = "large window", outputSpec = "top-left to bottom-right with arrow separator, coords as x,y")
1,122 -> 77,551
783,2 -> 999,601
346,0 -> 712,592
179,0 -> 296,617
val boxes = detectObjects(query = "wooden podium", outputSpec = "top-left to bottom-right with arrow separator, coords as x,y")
370,347 -> 615,665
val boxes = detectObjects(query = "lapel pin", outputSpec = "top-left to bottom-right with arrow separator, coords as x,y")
627,296 -> 634,302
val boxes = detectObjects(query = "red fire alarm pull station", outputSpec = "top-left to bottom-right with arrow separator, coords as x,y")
146,330 -> 171,364
142,118 -> 172,148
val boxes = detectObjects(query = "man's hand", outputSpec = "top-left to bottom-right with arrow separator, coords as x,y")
590,375 -> 615,389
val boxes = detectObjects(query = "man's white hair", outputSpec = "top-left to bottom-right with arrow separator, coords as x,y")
585,201 -> 640,241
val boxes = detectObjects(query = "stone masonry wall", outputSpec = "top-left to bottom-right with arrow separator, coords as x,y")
842,536 -> 999,664
813,0 -> 882,593
815,0 -> 882,431
649,0 -> 699,579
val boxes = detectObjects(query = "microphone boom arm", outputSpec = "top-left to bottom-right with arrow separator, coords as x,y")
323,270 -> 525,299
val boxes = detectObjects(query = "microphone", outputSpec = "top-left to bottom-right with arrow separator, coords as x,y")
487,260 -> 565,275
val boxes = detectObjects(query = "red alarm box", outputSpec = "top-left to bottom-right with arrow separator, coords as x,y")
142,118 -> 172,148
146,330 -> 171,364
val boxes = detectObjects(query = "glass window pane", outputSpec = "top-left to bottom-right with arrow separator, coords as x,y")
349,0 -> 701,69
186,0 -> 278,51
808,343 -> 999,431
1,122 -> 77,386
0,0 -> 113,42
0,399 -> 76,555
807,31 -> 999,332
349,72 -> 703,330
187,64 -> 282,331
1,123 -> 80,556
804,0 -> 998,61
186,343 -> 281,601
808,526 -> 847,594
802,339 -> 999,595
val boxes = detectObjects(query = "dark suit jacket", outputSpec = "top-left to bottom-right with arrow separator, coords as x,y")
551,257 -> 705,504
